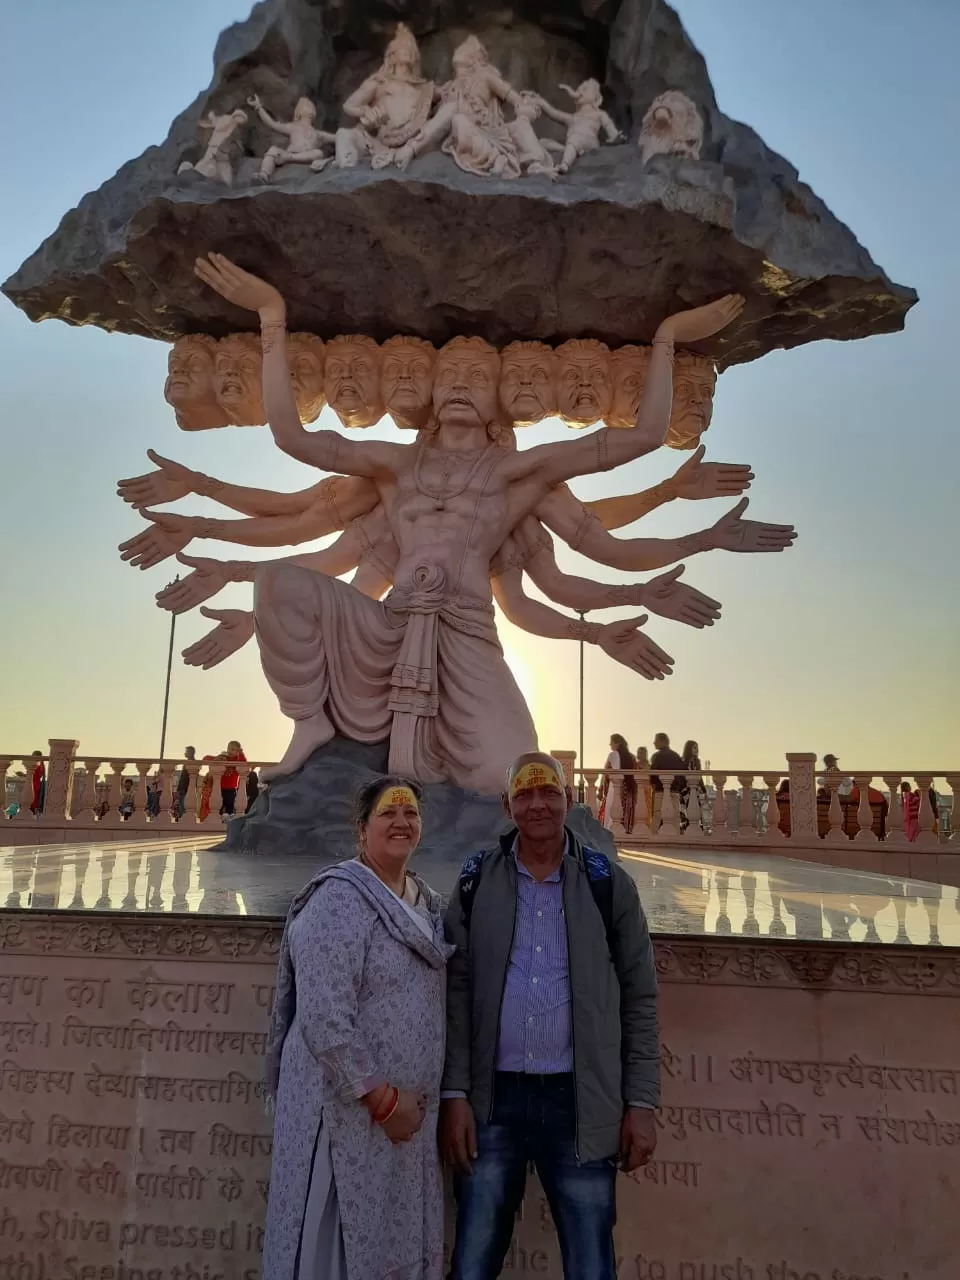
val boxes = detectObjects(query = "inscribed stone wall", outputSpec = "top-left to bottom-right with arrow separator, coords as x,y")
0,914 -> 957,1279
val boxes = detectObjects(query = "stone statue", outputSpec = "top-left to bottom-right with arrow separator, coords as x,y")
555,339 -> 613,426
638,90 -> 703,167
499,341 -> 558,426
325,335 -> 383,428
667,351 -> 716,449
506,93 -> 558,176
286,333 -> 326,424
395,36 -> 522,178
379,335 -> 436,430
604,344 -> 652,430
163,336 -> 230,431
188,251 -> 748,791
177,108 -> 248,185
334,23 -> 435,170
536,80 -> 622,175
247,95 -> 335,181
213,333 -> 265,426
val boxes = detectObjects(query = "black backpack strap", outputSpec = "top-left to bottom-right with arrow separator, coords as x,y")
582,848 -> 616,963
457,850 -> 486,931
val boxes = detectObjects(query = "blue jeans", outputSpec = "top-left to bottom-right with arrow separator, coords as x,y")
450,1072 -> 617,1280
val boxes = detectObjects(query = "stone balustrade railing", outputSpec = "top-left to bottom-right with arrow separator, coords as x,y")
3,743 -> 958,852
1,741 -> 274,830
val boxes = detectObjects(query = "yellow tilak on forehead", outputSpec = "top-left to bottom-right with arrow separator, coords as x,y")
373,786 -> 420,817
509,762 -> 565,800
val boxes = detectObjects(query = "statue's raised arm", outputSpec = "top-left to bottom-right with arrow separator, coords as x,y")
193,254 -> 404,477
501,294 -> 745,492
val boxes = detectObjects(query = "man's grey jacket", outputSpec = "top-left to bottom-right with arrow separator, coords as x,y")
442,829 -> 660,1163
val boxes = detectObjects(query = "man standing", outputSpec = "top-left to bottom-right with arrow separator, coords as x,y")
176,746 -> 196,820
442,752 -> 660,1279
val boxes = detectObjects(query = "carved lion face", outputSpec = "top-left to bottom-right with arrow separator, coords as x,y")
667,353 -> 716,448
325,336 -> 383,429
213,334 -> 264,426
555,339 -> 613,426
639,90 -> 703,163
380,336 -> 435,430
499,342 -> 557,426
605,345 -> 651,429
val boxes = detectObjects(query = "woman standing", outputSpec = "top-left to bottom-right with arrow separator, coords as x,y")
601,733 -> 638,833
902,781 -> 921,842
263,775 -> 453,1280
681,740 -> 705,831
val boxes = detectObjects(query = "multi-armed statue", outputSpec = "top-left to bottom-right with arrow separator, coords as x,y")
118,255 -> 796,794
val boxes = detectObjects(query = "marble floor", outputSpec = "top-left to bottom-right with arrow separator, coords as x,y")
0,836 -> 956,947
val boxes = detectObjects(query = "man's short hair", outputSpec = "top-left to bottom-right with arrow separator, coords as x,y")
504,751 -> 567,794
824,754 -> 838,766
654,733 -> 669,745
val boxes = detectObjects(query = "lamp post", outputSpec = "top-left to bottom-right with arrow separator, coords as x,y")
158,577 -> 179,761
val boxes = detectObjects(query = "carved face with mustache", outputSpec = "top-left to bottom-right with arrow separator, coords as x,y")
325,335 -> 383,429
432,336 -> 500,432
555,339 -> 613,427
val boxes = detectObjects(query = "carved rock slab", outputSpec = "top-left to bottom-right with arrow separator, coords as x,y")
2,0 -> 915,368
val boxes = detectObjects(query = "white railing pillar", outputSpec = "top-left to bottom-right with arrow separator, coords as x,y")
882,775 -> 908,847
763,774 -> 785,840
852,774 -> 878,844
785,753 -> 817,843
914,776 -> 940,848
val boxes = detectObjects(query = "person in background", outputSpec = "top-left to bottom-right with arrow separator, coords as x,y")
823,754 -> 853,796
600,733 -> 638,833
29,751 -> 46,815
680,740 -> 705,831
146,775 -> 162,819
902,781 -> 920,842
442,752 -> 660,1280
246,767 -> 260,810
118,777 -> 135,820
220,740 -> 247,816
176,746 -> 196,820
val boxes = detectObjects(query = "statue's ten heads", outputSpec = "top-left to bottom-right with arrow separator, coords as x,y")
432,336 -> 502,439
453,35 -> 488,74
214,333 -> 265,426
380,335 -> 436,430
293,97 -> 317,123
164,335 -> 230,431
325,335 -> 383,429
383,22 -> 422,81
499,341 -> 558,426
605,344 -> 652,429
555,339 -> 613,427
638,90 -> 703,167
667,352 -> 716,449
286,333 -> 326,424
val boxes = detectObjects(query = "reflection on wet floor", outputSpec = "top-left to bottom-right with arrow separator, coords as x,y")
1,837 -> 956,948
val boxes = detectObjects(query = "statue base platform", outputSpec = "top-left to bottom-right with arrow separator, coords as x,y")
216,735 -> 616,868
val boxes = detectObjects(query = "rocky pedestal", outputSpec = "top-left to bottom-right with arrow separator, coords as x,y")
3,0 -> 915,364
217,736 -> 616,867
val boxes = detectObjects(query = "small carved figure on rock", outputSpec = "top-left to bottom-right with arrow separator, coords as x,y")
506,93 -> 558,176
396,35 -> 522,179
555,338 -> 613,426
164,336 -> 230,431
325,335 -> 383,429
499,341 -> 558,426
379,335 -> 436,430
247,95 -> 335,181
667,352 -> 716,449
177,108 -> 248,186
335,23 -> 435,171
286,334 -> 326,423
214,334 -> 265,426
537,80 -> 622,176
638,90 -> 703,167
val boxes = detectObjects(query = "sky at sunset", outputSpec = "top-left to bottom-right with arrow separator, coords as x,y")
1,0 -> 957,776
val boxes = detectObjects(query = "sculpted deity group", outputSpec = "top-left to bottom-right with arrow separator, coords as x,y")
178,25 -> 702,188
163,327 -> 716,449
120,254 -> 796,795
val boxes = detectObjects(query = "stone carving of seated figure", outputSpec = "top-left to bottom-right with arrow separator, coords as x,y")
164,336 -> 230,431
325,335 -> 384,429
177,108 -> 248,186
605,345 -> 652,429
379,335 -> 436,430
286,334 -> 326,424
667,352 -> 716,449
214,334 -> 265,426
638,90 -> 704,167
555,338 -> 613,427
247,95 -> 335,181
499,341 -> 558,426
334,23 -> 435,170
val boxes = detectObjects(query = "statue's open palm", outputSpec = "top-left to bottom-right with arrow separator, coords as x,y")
119,522 -> 192,569
672,445 -> 753,501
194,252 -> 284,314
156,554 -> 233,614
598,615 -> 675,681
643,565 -> 721,629
659,294 -> 744,343
710,498 -> 797,553
117,450 -> 197,509
182,607 -> 255,670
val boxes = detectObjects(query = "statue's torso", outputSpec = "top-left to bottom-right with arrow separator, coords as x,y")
374,77 -> 425,129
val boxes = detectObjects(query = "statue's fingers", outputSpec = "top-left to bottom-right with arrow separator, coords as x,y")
199,605 -> 232,622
